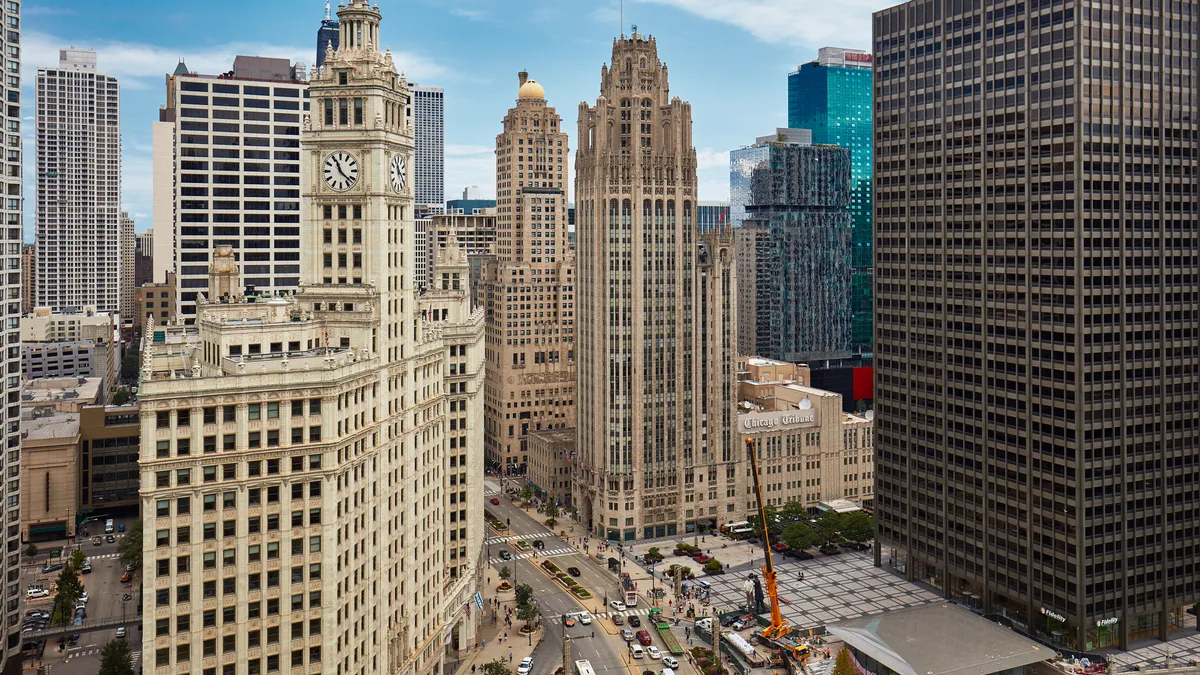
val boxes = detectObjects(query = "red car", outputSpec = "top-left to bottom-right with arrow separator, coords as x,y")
490,498 -> 500,505
636,630 -> 652,646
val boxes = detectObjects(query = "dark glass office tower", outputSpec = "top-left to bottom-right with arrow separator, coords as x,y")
316,1 -> 340,67
873,0 -> 1199,653
789,47 -> 874,354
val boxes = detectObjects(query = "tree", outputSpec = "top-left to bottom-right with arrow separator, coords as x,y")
25,543 -> 37,557
781,523 -> 819,552
498,566 -> 512,581
748,504 -> 779,538
99,638 -> 135,675
517,486 -> 533,502
840,511 -> 874,542
118,519 -> 142,570
832,648 -> 856,675
70,549 -> 86,572
119,345 -> 141,383
779,500 -> 809,526
514,583 -> 533,606
544,502 -> 559,520
111,389 -> 132,405
517,601 -> 539,629
703,559 -> 723,574
52,566 -> 84,626
814,511 -> 842,543
483,659 -> 512,675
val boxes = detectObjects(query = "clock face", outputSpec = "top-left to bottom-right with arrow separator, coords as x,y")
390,154 -> 407,193
323,151 -> 359,191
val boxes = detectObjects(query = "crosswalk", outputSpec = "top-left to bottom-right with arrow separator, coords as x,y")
490,547 -> 575,565
85,553 -> 119,560
131,650 -> 142,669
485,534 -> 533,544
546,606 -> 662,624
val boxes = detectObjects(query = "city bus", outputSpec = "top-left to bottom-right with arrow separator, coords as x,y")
575,660 -> 596,675
620,572 -> 639,607
719,520 -> 749,536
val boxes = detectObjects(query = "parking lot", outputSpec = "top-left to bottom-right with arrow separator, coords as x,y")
22,518 -> 141,673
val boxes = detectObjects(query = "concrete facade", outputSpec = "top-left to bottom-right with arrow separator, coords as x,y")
136,272 -> 178,336
574,33 -> 738,541
21,244 -> 33,315
35,48 -> 125,315
482,73 -> 576,476
429,212 -> 497,282
20,407 -> 80,542
873,0 -> 1200,652
137,6 -> 484,673
78,404 -> 140,510
527,427 -> 575,507
152,55 -> 308,320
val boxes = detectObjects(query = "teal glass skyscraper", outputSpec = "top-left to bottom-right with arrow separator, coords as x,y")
788,47 -> 873,354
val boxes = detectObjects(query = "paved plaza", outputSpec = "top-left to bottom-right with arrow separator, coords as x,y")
688,550 -> 945,630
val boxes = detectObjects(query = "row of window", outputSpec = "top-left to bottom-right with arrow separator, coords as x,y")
156,400 -> 323,429
154,427 -> 323,459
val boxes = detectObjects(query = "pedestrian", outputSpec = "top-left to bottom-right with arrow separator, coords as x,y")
509,652 -> 514,663
473,666 -> 477,673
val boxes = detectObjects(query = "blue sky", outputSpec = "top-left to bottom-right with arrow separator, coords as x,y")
22,0 -> 891,234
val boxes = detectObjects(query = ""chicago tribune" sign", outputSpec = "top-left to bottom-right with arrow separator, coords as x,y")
738,410 -> 818,433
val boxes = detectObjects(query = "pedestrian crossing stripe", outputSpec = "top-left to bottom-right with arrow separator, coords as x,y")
485,534 -> 530,544
547,606 -> 670,624
85,553 -> 119,560
132,650 -> 142,666
490,548 -> 575,565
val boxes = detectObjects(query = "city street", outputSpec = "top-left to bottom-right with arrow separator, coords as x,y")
21,517 -> 141,674
483,482 -> 680,675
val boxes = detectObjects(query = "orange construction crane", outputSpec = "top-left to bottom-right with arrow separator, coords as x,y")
745,436 -> 792,640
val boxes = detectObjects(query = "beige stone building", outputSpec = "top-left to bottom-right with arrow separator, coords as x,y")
574,32 -> 739,541
482,73 -> 575,476
736,356 -> 813,410
737,385 -> 874,511
527,428 -> 575,507
20,407 -> 81,542
428,212 -> 496,282
21,243 -> 34,315
136,4 -> 485,674
136,271 -> 178,336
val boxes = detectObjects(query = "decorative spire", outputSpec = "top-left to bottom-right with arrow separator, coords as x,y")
324,0 -> 331,20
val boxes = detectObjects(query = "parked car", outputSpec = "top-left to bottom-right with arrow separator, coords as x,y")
81,561 -> 93,574
636,630 -> 652,646
620,628 -> 635,642
26,589 -> 49,599
79,591 -> 88,603
119,572 -> 132,583
567,567 -> 581,577
647,646 -> 662,660
628,645 -> 644,659
628,615 -> 641,628
612,614 -> 625,626
610,600 -> 627,612
497,550 -> 512,561
490,498 -> 500,506
117,523 -> 126,533
41,563 -> 63,574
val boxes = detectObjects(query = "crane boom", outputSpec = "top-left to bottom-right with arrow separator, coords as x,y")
745,436 -> 791,639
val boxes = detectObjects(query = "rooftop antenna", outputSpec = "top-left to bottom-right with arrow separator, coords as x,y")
620,0 -> 623,37
324,0 -> 331,20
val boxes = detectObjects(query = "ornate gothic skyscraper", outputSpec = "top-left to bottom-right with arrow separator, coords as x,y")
482,73 -> 575,475
575,32 -> 737,542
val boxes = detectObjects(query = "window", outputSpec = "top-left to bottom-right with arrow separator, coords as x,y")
156,500 -> 170,517
223,491 -> 236,509
267,402 -> 279,419
178,497 -> 191,514
204,551 -> 216,569
156,471 -> 170,488
248,404 -> 261,420
204,494 -> 217,511
309,536 -> 321,553
156,440 -> 170,459
223,434 -> 236,451
176,469 -> 191,485
204,466 -> 218,483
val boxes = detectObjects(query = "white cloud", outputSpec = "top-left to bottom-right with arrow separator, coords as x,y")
21,31 -> 451,90
695,148 -> 729,171
632,0 -> 889,47
450,8 -> 491,21
445,144 -> 496,200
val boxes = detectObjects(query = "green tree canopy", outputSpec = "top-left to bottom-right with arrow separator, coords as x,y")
99,639 -> 135,675
703,559 -> 723,573
52,566 -> 84,626
517,601 -> 539,627
840,511 -> 874,542
517,486 -> 533,502
814,511 -> 843,542
514,583 -> 533,606
544,502 -> 559,519
483,659 -> 512,675
118,519 -> 142,570
69,549 -> 86,572
781,523 -> 819,551
498,565 -> 512,581
747,504 -> 779,537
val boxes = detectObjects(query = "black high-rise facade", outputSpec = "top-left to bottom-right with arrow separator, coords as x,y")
316,1 -> 340,67
873,0 -> 1199,653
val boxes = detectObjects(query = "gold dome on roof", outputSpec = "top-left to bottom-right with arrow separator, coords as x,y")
518,79 -> 545,100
